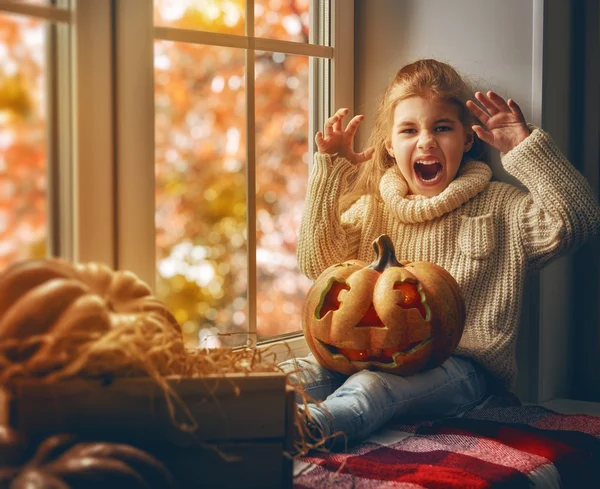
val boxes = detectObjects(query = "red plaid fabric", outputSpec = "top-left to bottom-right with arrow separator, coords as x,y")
294,395 -> 600,488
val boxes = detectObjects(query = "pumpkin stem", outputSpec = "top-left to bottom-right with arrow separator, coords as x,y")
368,235 -> 403,272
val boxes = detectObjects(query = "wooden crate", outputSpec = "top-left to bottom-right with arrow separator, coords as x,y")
0,372 -> 295,489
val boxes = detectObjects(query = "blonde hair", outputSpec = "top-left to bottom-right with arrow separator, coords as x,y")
340,59 -> 487,211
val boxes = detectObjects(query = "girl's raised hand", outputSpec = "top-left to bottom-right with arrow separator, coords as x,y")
466,91 -> 531,154
315,108 -> 375,165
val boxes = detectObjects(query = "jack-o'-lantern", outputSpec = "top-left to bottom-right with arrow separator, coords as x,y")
302,234 -> 465,376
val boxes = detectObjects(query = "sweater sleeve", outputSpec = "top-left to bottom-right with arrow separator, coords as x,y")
501,126 -> 600,271
296,153 -> 364,280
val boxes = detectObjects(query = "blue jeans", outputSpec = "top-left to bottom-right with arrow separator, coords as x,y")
279,354 -> 488,450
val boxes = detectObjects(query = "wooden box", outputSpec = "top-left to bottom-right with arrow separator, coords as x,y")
0,372 -> 295,489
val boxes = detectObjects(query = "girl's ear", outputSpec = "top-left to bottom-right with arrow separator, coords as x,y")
386,141 -> 394,158
464,130 -> 474,152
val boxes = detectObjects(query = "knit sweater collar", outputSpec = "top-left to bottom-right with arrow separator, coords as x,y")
379,161 -> 492,223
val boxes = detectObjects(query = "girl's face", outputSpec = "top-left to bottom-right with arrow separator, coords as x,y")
387,96 -> 473,197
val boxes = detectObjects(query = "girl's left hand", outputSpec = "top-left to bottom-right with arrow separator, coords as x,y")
466,91 -> 531,154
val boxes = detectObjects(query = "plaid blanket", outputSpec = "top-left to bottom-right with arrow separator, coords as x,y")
293,394 -> 600,489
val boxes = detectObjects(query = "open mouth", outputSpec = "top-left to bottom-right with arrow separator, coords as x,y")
318,338 -> 432,364
414,161 -> 443,183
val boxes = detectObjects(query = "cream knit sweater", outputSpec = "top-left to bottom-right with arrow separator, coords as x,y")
297,127 -> 600,391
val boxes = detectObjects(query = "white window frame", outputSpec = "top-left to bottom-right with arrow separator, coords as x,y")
0,0 -> 355,362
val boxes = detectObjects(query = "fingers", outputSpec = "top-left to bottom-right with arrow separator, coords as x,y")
315,131 -> 324,147
471,125 -> 494,146
466,100 -> 489,125
507,98 -> 525,121
473,91 -> 500,116
324,108 -> 349,137
355,146 -> 375,164
333,116 -> 343,133
471,90 -> 514,117
344,114 -> 365,138
486,91 -> 511,112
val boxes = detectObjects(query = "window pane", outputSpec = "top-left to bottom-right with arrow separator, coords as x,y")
154,0 -> 245,35
255,0 -> 310,43
154,41 -> 247,349
0,14 -> 48,269
255,51 -> 312,339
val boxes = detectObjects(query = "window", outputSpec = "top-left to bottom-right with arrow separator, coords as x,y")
0,12 -> 49,267
0,0 -> 354,356
1,0 -> 117,270
152,1 -> 331,349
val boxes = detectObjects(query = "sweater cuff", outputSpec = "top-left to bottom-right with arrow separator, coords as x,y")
500,124 -> 567,185
312,153 -> 358,183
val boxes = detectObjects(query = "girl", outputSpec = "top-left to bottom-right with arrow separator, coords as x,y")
281,59 -> 600,451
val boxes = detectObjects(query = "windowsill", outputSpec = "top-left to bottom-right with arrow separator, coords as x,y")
257,334 -> 310,364
527,398 -> 600,417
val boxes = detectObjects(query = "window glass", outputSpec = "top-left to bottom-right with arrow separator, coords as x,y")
153,0 -> 315,45
255,51 -> 311,339
154,41 -> 247,349
255,0 -> 310,43
0,14 -> 48,269
154,0 -> 245,36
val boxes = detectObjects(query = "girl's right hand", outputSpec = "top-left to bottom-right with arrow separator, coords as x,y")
315,108 -> 375,165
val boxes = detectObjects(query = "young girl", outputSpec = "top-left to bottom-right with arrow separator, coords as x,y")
281,59 -> 600,451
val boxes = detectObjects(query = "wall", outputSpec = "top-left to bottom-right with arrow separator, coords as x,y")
353,0 -> 599,403
569,0 -> 600,402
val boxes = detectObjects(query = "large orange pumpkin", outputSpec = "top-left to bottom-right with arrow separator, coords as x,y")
0,257 -> 183,376
302,235 -> 465,376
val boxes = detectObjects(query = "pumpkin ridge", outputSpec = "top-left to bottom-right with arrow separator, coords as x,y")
0,279 -> 88,340
2,430 -> 177,489
22,296 -> 111,366
64,442 -> 177,487
0,259 -> 73,317
47,455 -> 147,486
74,262 -> 114,297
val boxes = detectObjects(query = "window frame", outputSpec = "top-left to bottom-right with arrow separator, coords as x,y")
0,0 -> 355,359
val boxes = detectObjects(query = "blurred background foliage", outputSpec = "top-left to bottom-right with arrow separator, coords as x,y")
0,0 -> 313,349
0,14 -> 47,269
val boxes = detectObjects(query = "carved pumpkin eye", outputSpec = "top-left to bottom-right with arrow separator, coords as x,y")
394,281 -> 428,319
316,279 -> 350,319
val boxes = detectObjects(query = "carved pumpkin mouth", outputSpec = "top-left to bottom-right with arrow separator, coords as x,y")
317,337 -> 432,365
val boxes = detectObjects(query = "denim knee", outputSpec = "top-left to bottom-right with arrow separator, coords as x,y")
278,358 -> 311,401
279,357 -> 346,403
280,358 -> 320,385
331,370 -> 394,412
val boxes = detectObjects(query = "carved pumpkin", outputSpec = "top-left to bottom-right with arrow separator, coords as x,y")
0,427 -> 177,488
0,258 -> 183,376
302,234 -> 465,376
